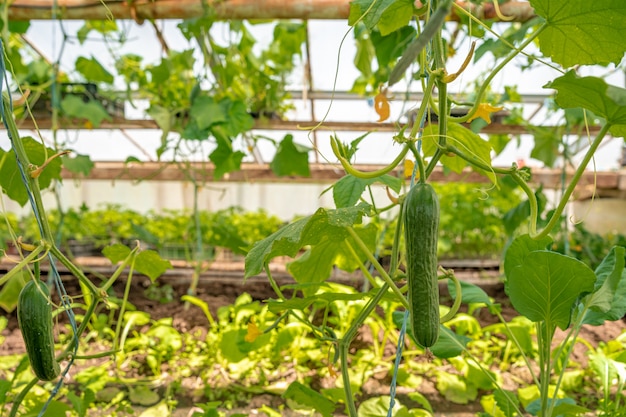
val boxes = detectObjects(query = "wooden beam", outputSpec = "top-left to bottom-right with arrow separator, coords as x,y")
61,161 -> 626,194
7,0 -> 536,21
13,115 -> 602,136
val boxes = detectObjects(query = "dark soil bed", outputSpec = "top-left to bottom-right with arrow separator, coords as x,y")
2,267 -> 625,417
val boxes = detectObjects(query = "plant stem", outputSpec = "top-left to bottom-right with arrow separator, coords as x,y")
345,227 -> 408,309
448,23 -> 547,124
338,283 -> 391,417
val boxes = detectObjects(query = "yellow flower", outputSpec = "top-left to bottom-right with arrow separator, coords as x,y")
374,89 -> 390,122
404,159 -> 415,179
244,320 -> 262,343
467,103 -> 504,124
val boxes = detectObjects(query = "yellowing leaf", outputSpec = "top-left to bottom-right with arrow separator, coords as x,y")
467,103 -> 504,124
374,91 -> 390,122
245,320 -> 262,343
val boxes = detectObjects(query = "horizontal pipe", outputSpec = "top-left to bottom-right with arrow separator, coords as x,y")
7,0 -> 537,21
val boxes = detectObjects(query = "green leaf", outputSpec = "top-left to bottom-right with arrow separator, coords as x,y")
393,311 -> 468,358
530,127 -> 560,167
0,137 -> 63,206
435,371 -> 478,404
377,0 -> 414,36
493,389 -> 520,417
190,96 -> 227,130
357,396 -> 410,417
135,250 -> 172,282
422,122 -> 494,182
370,26 -> 416,68
220,99 -> 254,137
209,136 -> 245,180
283,381 -> 335,417
0,269 -> 27,313
244,204 -> 371,280
270,134 -> 311,177
348,0 -> 396,29
333,174 -> 401,208
583,246 -> 626,325
62,154 -> 94,176
503,233 -> 552,278
75,56 -> 114,84
507,250 -> 596,330
448,280 -> 493,306
61,95 -> 112,127
531,0 -> 626,67
287,244 -> 336,294
545,71 -> 626,137
102,244 -> 131,264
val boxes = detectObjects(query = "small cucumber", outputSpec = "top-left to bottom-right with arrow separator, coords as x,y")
403,182 -> 440,347
18,280 -> 61,381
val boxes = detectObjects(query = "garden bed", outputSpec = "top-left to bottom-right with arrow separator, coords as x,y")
1,263 -> 625,416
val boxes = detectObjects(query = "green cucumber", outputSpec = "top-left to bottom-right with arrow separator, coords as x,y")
18,280 -> 61,381
403,182 -> 440,347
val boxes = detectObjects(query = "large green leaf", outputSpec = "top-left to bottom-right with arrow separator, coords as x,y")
190,96 -> 226,130
0,269 -> 28,313
332,174 -> 401,208
583,246 -> 626,325
507,250 -> 596,330
134,250 -> 172,283
75,56 -> 114,84
244,203 -> 371,280
377,0 -> 414,36
61,154 -> 94,176
283,381 -> 336,417
270,134 -> 311,177
0,137 -> 63,206
348,0 -> 397,30
209,136 -> 245,179
503,233 -> 552,279
422,122 -> 494,182
60,95 -> 112,127
545,71 -> 626,137
531,0 -> 626,67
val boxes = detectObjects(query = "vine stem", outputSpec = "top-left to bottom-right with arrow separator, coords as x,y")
448,23 -> 547,124
345,227 -> 408,309
330,136 -> 410,179
515,123 -> 611,240
338,283 -> 391,417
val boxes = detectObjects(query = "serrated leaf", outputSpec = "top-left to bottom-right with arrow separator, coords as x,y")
61,95 -> 112,127
283,381 -> 335,417
221,99 -> 254,137
75,56 -> 114,84
244,204 -> 371,280
377,0 -> 414,36
333,174 -> 401,208
493,389 -> 520,417
62,154 -> 94,176
209,136 -> 245,180
135,250 -> 172,282
370,26 -> 416,68
348,0 -> 396,29
102,244 -> 131,264
270,134 -> 311,177
531,0 -> 626,67
507,250 -> 596,330
530,127 -> 560,167
190,96 -> 226,130
584,246 -> 626,325
0,137 -> 63,206
0,269 -> 27,313
545,71 -> 626,138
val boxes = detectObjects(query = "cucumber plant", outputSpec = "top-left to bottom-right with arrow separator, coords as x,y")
244,0 -> 626,416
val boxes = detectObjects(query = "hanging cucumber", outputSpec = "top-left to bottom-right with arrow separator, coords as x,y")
403,182 -> 440,348
18,279 -> 61,381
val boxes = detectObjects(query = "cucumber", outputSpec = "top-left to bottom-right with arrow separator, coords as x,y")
17,280 -> 61,381
403,182 -> 440,347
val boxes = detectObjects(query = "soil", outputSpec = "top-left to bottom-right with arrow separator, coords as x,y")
2,264 -> 626,417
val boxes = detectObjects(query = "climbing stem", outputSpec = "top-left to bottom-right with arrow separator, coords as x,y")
331,136 -> 410,179
345,226 -> 408,309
